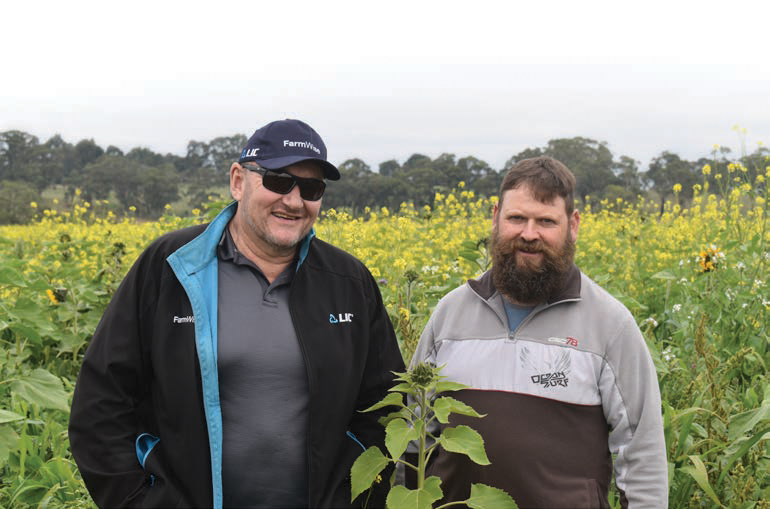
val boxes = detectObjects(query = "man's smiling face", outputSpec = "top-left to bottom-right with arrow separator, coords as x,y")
231,160 -> 323,258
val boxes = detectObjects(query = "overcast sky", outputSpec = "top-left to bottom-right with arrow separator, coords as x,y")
3,0 -> 769,171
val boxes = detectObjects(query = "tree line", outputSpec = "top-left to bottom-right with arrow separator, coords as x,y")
1,129 -> 767,224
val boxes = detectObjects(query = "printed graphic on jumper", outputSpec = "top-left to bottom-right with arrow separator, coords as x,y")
547,336 -> 580,348
173,315 -> 195,324
520,345 -> 572,389
531,371 -> 569,388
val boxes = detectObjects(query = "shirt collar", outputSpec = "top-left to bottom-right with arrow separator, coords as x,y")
217,226 -> 297,284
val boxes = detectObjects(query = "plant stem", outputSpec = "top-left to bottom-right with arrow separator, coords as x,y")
417,386 -> 426,490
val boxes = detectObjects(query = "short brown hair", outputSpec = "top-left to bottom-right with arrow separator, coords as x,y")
499,156 -> 576,215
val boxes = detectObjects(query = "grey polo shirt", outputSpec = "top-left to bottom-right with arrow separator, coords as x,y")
217,228 -> 309,508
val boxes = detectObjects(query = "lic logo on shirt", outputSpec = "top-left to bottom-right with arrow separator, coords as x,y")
330,313 -> 354,324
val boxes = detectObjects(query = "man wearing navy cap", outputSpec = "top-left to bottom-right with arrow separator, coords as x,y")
69,119 -> 404,508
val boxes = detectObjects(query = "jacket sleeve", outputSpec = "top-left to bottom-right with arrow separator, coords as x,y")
409,311 -> 439,369
600,316 -> 669,509
69,250 -> 158,508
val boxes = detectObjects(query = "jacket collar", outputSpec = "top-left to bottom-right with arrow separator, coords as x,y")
469,264 -> 582,304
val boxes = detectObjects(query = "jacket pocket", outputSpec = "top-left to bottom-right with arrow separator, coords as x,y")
135,433 -> 186,508
136,433 -> 160,471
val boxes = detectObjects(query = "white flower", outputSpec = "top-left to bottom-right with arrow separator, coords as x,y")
643,317 -> 659,327
754,279 -> 764,288
735,261 -> 746,270
673,304 -> 682,312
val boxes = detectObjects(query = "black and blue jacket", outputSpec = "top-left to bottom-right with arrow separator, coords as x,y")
69,203 -> 404,508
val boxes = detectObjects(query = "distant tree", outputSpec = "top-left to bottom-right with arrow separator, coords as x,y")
75,139 -> 104,168
402,166 -> 443,206
368,173 -> 411,210
613,155 -> 643,196
184,139 -> 210,171
40,134 -> 79,185
70,155 -> 123,202
503,147 -> 543,171
457,156 -> 493,182
338,158 -> 372,178
72,155 -> 179,217
643,151 -> 697,212
182,134 -> 245,179
105,145 -> 124,157
0,130 -> 40,181
473,170 -> 503,199
138,164 -> 181,216
431,153 -> 465,187
402,153 -> 432,170
208,134 -> 247,174
322,158 -> 374,211
544,138 -> 618,202
126,147 -> 166,167
0,180 -> 39,224
378,159 -> 400,176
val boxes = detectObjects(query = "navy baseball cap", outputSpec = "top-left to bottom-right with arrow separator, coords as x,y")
239,119 -> 340,180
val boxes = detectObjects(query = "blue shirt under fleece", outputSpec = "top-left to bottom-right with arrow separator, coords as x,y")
502,296 -> 533,332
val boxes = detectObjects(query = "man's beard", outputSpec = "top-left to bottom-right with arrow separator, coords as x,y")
490,228 -> 575,305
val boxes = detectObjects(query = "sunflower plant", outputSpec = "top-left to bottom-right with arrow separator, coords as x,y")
350,362 -> 517,509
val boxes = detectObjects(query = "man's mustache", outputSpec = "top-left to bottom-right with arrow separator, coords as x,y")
506,239 -> 546,254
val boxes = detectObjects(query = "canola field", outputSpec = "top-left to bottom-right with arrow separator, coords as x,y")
0,165 -> 768,507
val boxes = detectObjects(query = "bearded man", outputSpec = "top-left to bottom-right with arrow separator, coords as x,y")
408,156 -> 668,508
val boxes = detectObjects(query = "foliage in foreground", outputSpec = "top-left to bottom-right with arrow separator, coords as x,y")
350,362 -> 517,509
0,155 -> 768,507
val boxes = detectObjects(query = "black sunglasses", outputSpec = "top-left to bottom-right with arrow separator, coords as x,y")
242,164 -> 326,201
